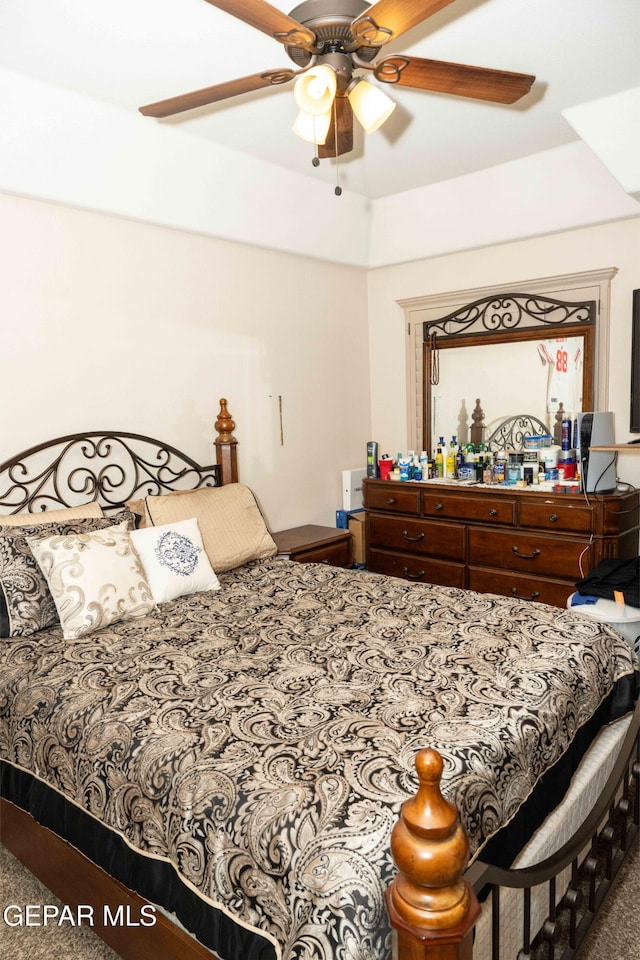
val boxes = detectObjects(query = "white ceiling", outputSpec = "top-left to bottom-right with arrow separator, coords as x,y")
1,0 -> 639,199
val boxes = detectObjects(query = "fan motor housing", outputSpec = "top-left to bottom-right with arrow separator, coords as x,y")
286,0 -> 378,66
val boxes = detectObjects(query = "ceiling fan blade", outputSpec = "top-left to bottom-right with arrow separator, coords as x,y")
374,55 -> 535,104
139,69 -> 296,118
318,96 -> 354,159
351,0 -> 458,47
202,0 -> 316,50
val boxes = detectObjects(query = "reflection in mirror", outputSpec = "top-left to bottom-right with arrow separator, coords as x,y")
431,336 -> 585,447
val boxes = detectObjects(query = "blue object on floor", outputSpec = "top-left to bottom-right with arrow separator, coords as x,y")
570,594 -> 599,606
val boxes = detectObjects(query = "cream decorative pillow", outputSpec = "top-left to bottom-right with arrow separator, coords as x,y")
145,483 -> 277,572
28,527 -> 156,639
0,512 -> 135,638
130,518 -> 220,604
1,501 -> 104,527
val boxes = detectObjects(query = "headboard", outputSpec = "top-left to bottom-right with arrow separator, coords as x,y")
470,398 -> 553,451
485,413 -> 550,451
0,398 -> 238,516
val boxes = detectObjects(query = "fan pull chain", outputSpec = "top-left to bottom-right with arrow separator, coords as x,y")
334,97 -> 342,196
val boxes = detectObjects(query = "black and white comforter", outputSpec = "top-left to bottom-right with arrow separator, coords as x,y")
0,558 -> 635,960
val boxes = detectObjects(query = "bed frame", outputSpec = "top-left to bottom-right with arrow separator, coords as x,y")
1,398 -> 638,960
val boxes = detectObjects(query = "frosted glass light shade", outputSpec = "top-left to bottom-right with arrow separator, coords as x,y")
294,65 -> 337,116
348,79 -> 396,134
292,109 -> 331,145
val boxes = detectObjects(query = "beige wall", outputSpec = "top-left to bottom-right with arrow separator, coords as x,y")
2,192 -> 638,535
0,193 -> 371,531
367,217 -> 640,488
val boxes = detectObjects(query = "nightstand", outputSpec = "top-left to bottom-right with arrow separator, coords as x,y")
273,525 -> 352,567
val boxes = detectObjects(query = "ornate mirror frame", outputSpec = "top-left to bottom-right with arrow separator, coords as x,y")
399,268 -> 617,456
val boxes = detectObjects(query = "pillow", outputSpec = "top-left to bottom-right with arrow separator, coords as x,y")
130,518 -> 220,604
0,501 -> 103,527
125,488 -> 203,529
144,483 -> 277,572
27,526 -> 155,640
0,512 -> 135,638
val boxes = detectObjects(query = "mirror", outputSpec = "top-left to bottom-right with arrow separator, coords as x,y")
430,335 -> 588,448
422,293 -> 596,455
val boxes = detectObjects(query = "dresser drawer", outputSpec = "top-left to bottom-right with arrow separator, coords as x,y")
365,485 -> 421,515
423,492 -> 516,525
368,514 -> 465,561
369,549 -> 465,587
468,566 -> 575,608
468,527 -> 593,578
519,500 -> 594,534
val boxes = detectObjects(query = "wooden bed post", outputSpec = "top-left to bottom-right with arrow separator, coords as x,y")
386,749 -> 480,960
214,398 -> 238,485
470,399 -> 485,447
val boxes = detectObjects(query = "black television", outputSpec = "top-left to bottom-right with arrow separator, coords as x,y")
632,289 -> 640,433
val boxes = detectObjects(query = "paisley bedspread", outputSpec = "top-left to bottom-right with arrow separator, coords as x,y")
0,558 -> 635,960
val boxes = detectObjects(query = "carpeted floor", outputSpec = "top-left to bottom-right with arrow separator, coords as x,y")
1,838 -> 639,959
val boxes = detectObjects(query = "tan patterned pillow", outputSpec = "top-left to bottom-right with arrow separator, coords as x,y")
1,502 -> 103,527
28,527 -> 156,639
144,483 -> 277,572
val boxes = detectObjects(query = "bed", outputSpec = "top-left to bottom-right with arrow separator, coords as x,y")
1,399 -> 638,960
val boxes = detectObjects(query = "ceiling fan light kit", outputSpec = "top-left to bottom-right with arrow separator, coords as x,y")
292,108 -> 332,144
140,0 -> 536,190
294,63 -> 337,114
347,77 -> 395,134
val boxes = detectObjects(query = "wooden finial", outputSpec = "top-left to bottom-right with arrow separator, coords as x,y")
553,403 -> 565,446
470,399 -> 485,446
214,398 -> 236,443
386,749 -> 479,959
214,398 -> 238,486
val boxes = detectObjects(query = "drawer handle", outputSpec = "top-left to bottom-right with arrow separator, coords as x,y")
402,530 -> 425,542
489,509 -> 497,517
548,513 -> 558,523
403,567 -> 425,580
512,546 -> 541,560
434,503 -> 444,511
386,498 -> 397,505
511,587 -> 540,601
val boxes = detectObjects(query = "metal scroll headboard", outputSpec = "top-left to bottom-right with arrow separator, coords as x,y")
485,414 -> 550,451
0,432 -> 221,516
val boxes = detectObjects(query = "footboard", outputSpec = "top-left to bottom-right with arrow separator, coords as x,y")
387,700 -> 640,960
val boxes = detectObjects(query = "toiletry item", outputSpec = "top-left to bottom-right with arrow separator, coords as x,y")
367,441 -> 379,478
398,458 -> 411,481
557,454 -> 576,479
435,437 -> 445,478
446,436 -> 457,479
506,454 -> 523,483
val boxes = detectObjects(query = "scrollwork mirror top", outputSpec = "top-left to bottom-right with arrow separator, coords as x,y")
422,292 -> 596,455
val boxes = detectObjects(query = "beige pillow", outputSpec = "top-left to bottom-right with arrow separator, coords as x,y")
145,483 -> 277,572
125,488 -> 198,529
1,501 -> 103,527
28,526 -> 156,639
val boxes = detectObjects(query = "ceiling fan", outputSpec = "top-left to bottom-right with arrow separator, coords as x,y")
139,0 -> 535,162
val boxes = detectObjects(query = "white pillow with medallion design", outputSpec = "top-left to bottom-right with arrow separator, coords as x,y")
28,526 -> 156,639
130,517 -> 220,604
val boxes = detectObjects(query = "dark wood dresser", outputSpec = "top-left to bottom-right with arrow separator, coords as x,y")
364,479 -> 639,608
